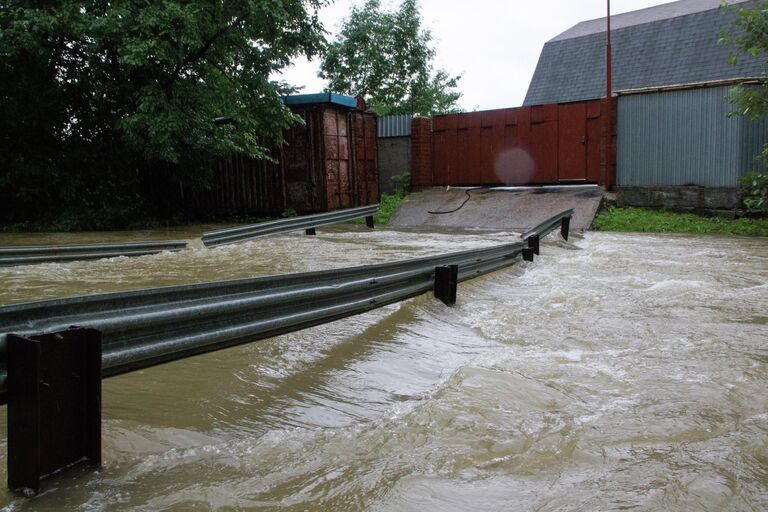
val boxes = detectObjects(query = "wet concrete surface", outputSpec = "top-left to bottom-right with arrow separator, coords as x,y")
389,185 -> 603,232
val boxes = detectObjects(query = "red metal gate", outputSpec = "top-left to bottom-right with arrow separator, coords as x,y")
415,99 -> 609,186
557,102 -> 587,181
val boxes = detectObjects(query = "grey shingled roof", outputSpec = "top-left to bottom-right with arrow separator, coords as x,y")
523,0 -> 766,106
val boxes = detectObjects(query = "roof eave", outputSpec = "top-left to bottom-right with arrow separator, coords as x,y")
615,77 -> 767,96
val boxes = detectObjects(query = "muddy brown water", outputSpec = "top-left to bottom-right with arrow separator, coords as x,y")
0,226 -> 765,511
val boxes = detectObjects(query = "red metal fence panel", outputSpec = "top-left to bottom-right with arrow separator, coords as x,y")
530,104 -> 559,183
586,100 -> 603,183
557,102 -> 587,181
412,99 -> 614,187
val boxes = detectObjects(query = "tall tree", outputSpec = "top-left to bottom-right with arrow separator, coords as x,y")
319,0 -> 461,116
0,0 -> 325,227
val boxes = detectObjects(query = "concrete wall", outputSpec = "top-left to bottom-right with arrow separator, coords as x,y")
616,186 -> 740,211
378,136 -> 411,194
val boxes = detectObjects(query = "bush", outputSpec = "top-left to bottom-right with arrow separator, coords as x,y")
738,172 -> 768,214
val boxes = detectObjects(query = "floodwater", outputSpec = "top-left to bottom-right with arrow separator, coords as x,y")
0,226 -> 765,511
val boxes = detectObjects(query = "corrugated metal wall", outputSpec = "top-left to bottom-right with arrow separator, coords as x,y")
378,115 -> 412,138
194,153 -> 286,217
617,85 -> 768,187
352,111 -> 380,206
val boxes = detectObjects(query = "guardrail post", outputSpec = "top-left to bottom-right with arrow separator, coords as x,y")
528,235 -> 540,255
7,327 -> 101,493
365,215 -> 375,229
522,248 -> 535,262
560,216 -> 571,241
305,228 -> 316,236
434,265 -> 458,306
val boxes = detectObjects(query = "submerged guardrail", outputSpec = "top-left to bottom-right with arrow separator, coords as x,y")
0,242 -> 524,491
202,204 -> 379,247
0,240 -> 188,267
520,208 -> 574,255
0,207 -> 572,492
0,241 -> 524,401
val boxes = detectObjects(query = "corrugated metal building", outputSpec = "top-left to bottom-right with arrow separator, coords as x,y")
615,81 -> 768,208
377,115 -> 412,138
618,82 -> 768,188
522,0 -> 767,207
193,93 -> 379,217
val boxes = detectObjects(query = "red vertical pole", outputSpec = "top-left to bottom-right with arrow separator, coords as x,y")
602,0 -> 613,189
606,0 -> 612,100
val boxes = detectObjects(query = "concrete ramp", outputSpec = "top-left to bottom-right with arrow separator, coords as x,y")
389,185 -> 603,232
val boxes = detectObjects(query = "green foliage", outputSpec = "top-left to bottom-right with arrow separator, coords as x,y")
389,171 -> 412,195
373,192 -> 406,225
592,206 -> 768,237
738,171 -> 768,213
720,1 -> 768,169
319,0 -> 461,116
374,171 -> 409,224
720,0 -> 768,81
0,0 -> 326,229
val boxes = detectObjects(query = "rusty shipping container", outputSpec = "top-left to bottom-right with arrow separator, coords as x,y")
193,93 -> 379,217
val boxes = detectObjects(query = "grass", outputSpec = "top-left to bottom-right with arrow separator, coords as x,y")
350,191 -> 406,226
592,206 -> 768,237
372,192 -> 406,225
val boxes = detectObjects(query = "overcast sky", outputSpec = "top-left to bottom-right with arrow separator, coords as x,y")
276,0 -> 674,110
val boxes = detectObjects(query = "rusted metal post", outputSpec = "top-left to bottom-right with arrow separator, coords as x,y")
560,216 -> 571,241
602,0 -> 613,189
528,234 -> 540,255
305,228 -> 316,235
606,0 -> 612,102
365,215 -> 375,229
522,248 -> 535,262
434,265 -> 458,306
7,327 -> 101,493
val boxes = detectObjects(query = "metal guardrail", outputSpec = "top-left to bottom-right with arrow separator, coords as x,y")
0,208 -> 574,491
0,240 -> 525,404
201,204 -> 380,247
520,209 -> 574,255
520,209 -> 574,261
521,209 -> 574,241
0,240 -> 189,267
